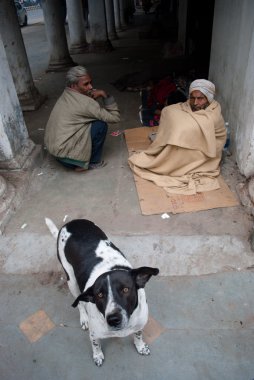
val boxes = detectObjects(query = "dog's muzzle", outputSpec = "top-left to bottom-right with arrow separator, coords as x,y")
106,309 -> 123,329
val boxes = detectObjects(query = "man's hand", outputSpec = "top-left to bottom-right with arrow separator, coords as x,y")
88,89 -> 108,99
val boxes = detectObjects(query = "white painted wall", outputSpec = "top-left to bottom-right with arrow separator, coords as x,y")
209,0 -> 254,177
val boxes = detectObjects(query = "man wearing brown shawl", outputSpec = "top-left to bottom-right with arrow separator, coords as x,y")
128,79 -> 226,195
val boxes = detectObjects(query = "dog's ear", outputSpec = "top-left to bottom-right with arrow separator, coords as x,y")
131,267 -> 159,288
72,287 -> 95,308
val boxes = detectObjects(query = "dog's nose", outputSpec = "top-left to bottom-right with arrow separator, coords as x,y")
107,311 -> 122,327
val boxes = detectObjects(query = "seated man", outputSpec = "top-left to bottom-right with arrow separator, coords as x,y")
128,79 -> 227,195
44,65 -> 120,172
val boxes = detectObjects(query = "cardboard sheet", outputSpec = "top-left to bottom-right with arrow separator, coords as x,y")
125,127 -> 239,215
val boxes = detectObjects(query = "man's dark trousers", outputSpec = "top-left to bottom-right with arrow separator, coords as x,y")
90,120 -> 108,163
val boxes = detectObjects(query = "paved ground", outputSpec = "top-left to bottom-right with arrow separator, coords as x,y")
1,271 -> 254,380
26,5 -> 44,26
0,11 -> 254,379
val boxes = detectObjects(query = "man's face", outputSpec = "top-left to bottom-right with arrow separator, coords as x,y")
189,90 -> 209,112
71,74 -> 93,95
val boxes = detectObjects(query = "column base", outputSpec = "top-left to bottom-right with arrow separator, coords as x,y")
46,57 -> 77,72
19,90 -> 47,112
236,182 -> 254,216
108,32 -> 119,41
0,176 -> 16,215
0,143 -> 43,234
88,39 -> 113,53
69,43 -> 89,55
0,139 -> 40,170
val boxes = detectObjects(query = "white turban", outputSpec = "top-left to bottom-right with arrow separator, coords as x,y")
189,79 -> 215,103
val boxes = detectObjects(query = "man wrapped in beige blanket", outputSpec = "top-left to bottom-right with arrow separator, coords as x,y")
128,79 -> 227,195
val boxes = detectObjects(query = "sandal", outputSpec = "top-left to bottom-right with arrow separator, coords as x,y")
88,160 -> 107,170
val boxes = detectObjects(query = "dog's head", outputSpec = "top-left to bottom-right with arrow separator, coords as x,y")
72,267 -> 159,330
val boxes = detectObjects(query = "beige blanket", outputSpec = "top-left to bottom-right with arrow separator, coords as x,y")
128,100 -> 226,195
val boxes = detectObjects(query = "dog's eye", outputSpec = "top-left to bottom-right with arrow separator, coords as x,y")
97,292 -> 104,298
122,287 -> 129,293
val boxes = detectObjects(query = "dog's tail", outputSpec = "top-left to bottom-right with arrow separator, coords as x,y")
45,218 -> 59,239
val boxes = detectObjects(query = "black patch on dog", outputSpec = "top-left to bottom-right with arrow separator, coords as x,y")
63,219 -> 105,292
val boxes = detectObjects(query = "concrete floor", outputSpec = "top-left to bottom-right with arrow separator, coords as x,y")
0,11 -> 254,380
1,271 -> 254,380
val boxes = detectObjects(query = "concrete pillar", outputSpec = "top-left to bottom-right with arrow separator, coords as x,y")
105,0 -> 118,40
125,0 -> 135,23
83,0 -> 89,29
119,0 -> 127,28
209,0 -> 254,178
0,35 -> 35,171
209,0 -> 254,213
178,0 -> 188,54
88,0 -> 113,52
40,0 -> 75,72
66,0 -> 89,54
0,0 -> 44,111
113,0 -> 122,32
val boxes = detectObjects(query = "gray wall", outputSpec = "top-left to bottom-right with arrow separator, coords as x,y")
209,0 -> 254,177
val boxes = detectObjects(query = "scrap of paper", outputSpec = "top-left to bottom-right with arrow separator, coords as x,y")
143,316 -> 167,344
110,130 -> 123,137
19,310 -> 55,343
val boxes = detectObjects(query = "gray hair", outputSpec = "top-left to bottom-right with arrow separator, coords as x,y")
65,65 -> 89,87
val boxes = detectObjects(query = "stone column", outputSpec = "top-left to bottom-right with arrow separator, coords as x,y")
119,0 -> 127,29
40,0 -> 75,71
178,0 -> 188,54
113,0 -> 122,32
0,35 -> 35,171
66,0 -> 89,54
125,0 -> 135,23
83,0 -> 89,29
105,0 -> 118,40
0,0 -> 44,111
88,0 -> 113,52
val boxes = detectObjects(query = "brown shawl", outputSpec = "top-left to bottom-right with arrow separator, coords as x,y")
128,100 -> 226,195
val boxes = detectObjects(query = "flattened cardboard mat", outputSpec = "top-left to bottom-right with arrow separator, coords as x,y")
125,127 -> 239,215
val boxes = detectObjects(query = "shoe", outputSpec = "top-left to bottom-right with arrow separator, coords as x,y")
149,132 -> 157,142
88,160 -> 107,170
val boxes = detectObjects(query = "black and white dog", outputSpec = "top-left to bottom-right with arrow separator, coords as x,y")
45,218 -> 159,366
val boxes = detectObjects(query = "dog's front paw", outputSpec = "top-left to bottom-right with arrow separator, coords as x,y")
136,343 -> 150,356
79,308 -> 89,330
93,352 -> 104,367
80,318 -> 89,330
134,331 -> 150,356
91,336 -> 104,366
